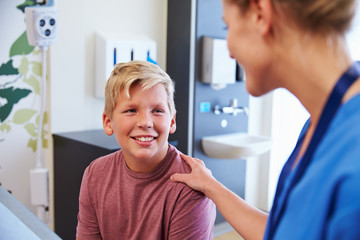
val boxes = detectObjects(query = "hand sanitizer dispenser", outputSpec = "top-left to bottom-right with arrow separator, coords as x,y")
95,32 -> 157,97
201,36 -> 236,90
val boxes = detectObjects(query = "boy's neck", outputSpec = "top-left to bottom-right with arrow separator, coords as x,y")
123,145 -> 170,173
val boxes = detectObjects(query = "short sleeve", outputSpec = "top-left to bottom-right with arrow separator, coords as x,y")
168,186 -> 216,240
76,167 -> 102,240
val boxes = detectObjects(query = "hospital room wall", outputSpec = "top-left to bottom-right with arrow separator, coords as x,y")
50,0 -> 168,133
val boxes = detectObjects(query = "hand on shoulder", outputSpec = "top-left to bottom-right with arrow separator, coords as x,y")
170,153 -> 217,197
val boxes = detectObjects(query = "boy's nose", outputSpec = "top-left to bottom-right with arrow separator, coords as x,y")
136,113 -> 153,128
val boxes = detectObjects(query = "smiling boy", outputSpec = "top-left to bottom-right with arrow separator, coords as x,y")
76,60 -> 216,240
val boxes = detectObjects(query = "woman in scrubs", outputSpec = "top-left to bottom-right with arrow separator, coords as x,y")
171,0 -> 360,239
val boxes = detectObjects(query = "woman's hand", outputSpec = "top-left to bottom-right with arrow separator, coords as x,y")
170,153 -> 216,196
172,153 -> 268,239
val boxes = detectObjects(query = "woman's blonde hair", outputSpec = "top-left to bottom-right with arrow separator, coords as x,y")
104,60 -> 176,119
228,0 -> 357,35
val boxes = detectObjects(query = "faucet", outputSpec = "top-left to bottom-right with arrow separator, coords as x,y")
214,98 -> 249,116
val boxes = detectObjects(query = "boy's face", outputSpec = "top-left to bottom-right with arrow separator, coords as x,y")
103,83 -> 176,173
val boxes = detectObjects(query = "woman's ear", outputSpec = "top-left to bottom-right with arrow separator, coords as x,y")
252,0 -> 273,36
103,112 -> 114,136
169,114 -> 176,134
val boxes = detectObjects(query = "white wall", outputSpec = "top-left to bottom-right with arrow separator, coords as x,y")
347,3 -> 360,61
267,89 -> 309,209
246,93 -> 274,211
50,0 -> 168,133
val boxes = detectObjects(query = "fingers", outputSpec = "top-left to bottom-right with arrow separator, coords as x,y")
170,173 -> 188,183
180,153 -> 194,165
171,153 -> 204,185
180,153 -> 206,167
172,153 -> 213,193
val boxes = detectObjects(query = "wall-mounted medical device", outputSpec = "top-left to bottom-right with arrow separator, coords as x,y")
25,0 -> 57,47
201,36 -> 236,90
95,31 -> 157,98
25,0 -> 57,224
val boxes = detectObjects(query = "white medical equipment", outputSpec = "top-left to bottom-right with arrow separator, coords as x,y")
25,0 -> 57,223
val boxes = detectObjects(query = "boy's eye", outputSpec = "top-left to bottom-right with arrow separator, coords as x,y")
153,109 -> 165,113
124,109 -> 136,113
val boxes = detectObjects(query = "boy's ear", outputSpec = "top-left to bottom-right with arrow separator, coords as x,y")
103,112 -> 114,136
169,114 -> 176,134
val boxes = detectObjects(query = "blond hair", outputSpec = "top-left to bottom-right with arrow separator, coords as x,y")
228,0 -> 357,35
104,60 -> 176,119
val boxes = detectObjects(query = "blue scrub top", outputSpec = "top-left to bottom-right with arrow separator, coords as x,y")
266,94 -> 360,239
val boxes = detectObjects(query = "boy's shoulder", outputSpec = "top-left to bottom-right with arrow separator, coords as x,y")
167,145 -> 192,174
86,150 -> 122,174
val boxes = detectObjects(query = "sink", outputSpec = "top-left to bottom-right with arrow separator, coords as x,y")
202,132 -> 272,159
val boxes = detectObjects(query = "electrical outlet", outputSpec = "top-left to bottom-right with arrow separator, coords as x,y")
25,2 -> 57,47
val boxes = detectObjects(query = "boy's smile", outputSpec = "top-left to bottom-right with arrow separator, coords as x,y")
103,83 -> 176,173
131,135 -> 157,147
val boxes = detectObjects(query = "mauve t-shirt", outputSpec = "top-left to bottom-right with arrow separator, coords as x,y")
76,144 -> 216,240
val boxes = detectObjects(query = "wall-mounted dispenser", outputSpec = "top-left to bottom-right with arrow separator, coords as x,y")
95,32 -> 157,98
201,36 -> 236,90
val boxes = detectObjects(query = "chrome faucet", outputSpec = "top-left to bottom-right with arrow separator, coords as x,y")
214,98 -> 248,116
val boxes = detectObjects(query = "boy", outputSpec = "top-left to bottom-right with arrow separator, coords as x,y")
76,60 -> 216,240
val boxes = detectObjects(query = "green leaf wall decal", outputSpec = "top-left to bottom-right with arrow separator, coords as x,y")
16,0 -> 37,13
24,123 -> 37,137
24,75 -> 40,94
18,57 -> 29,75
0,60 -> 19,76
13,109 -> 37,124
27,138 -> 37,152
31,61 -> 42,77
0,87 -> 32,122
0,123 -> 11,132
35,111 -> 48,125
42,139 -> 48,148
10,31 -> 35,57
